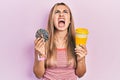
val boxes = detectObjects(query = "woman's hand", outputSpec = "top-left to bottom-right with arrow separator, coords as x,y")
75,45 -> 87,61
34,37 -> 45,56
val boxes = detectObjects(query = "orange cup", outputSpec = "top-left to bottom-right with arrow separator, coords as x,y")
75,28 -> 89,47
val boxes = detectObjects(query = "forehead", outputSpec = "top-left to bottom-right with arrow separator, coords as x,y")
55,5 -> 69,11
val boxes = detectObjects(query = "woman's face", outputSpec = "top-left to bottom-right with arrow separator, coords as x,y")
53,5 -> 70,31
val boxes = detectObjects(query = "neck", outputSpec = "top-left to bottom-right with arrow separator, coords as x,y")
55,30 -> 67,41
54,30 -> 68,48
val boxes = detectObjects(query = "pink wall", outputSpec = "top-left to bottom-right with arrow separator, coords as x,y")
0,0 -> 120,80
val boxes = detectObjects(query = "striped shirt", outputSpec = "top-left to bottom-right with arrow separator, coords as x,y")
42,48 -> 77,80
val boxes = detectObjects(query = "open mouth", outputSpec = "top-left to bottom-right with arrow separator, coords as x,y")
58,19 -> 65,27
58,20 -> 65,24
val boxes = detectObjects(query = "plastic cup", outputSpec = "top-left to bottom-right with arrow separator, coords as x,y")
75,28 -> 89,47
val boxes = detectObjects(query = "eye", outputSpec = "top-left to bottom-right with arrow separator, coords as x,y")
55,10 -> 60,14
63,10 -> 69,13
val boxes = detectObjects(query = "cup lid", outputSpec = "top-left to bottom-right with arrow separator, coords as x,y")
76,28 -> 89,34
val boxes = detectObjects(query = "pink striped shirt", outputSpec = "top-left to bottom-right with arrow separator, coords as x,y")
42,48 -> 77,80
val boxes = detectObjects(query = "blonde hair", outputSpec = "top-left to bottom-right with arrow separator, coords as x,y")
45,2 -> 76,68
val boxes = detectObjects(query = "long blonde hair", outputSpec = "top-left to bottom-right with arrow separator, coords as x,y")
45,2 -> 76,68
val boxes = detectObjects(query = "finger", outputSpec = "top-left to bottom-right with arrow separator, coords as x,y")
75,48 -> 87,55
79,45 -> 87,50
77,51 -> 86,57
75,49 -> 85,53
34,38 -> 41,45
36,38 -> 44,47
38,41 -> 45,48
75,47 -> 82,51
38,42 -> 45,54
35,37 -> 44,45
75,47 -> 85,53
41,34 -> 43,38
35,42 -> 45,53
80,49 -> 87,55
76,52 -> 85,58
79,45 -> 87,53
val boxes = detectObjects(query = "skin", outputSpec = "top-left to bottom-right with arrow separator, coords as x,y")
54,5 -> 70,32
33,5 -> 87,78
54,5 -> 70,48
34,37 -> 45,78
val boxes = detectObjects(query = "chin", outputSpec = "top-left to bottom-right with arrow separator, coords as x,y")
56,27 -> 68,31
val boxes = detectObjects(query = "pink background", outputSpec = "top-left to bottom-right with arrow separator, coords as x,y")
0,0 -> 120,80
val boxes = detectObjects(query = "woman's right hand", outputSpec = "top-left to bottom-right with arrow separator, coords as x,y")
34,37 -> 45,55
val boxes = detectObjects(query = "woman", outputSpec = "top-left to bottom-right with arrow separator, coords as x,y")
33,2 -> 87,80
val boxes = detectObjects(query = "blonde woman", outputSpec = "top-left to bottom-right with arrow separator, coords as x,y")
33,2 -> 87,80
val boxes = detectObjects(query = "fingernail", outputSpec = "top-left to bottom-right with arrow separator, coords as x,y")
37,37 -> 39,39
42,38 -> 45,42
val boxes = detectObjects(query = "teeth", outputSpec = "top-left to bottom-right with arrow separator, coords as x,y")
58,18 -> 65,22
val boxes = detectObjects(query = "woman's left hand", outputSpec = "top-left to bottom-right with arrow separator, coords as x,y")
75,45 -> 87,61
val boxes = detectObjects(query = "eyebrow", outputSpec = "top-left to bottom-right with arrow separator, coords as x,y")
63,9 -> 69,12
55,9 -> 69,12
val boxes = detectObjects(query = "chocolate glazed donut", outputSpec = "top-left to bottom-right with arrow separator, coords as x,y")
35,29 -> 49,42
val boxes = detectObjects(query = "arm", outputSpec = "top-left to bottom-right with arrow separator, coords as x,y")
75,57 -> 86,78
75,45 -> 87,78
33,38 -> 46,78
33,52 -> 45,78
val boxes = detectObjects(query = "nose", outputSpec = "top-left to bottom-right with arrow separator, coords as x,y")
59,12 -> 64,17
